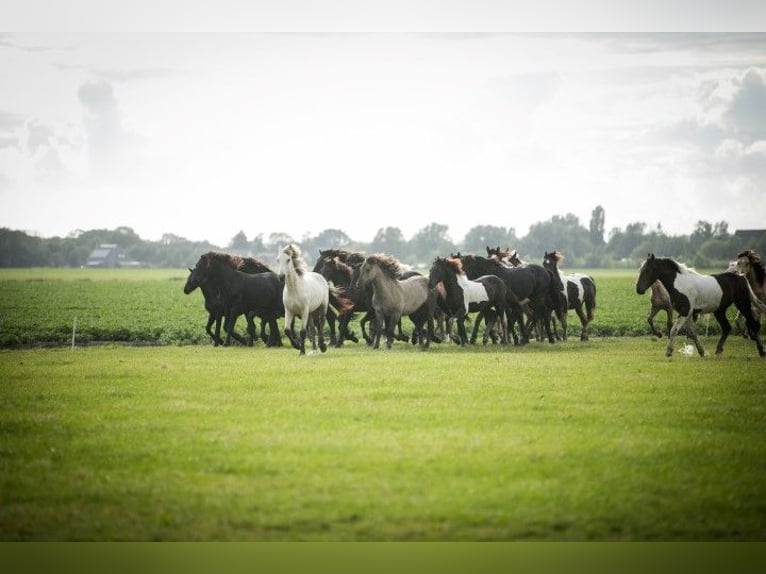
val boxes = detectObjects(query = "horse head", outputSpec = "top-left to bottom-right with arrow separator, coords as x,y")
183,267 -> 200,294
636,253 -> 659,294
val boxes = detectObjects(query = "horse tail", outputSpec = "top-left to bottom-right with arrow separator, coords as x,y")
586,276 -> 596,321
329,285 -> 355,316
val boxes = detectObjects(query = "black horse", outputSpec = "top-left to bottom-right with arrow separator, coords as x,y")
428,256 -> 509,346
457,254 -> 558,344
188,252 -> 285,347
184,252 -> 275,346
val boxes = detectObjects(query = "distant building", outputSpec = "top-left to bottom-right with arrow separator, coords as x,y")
85,244 -> 141,268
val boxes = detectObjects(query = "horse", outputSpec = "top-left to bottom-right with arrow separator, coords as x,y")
356,253 -> 437,350
428,256 -> 509,345
486,246 -> 525,268
735,249 -> 766,336
278,244 -> 352,355
457,254 -> 557,345
187,252 -> 284,347
316,256 -> 369,346
184,252 -> 277,346
542,251 -> 597,341
635,254 -> 766,358
313,248 -> 366,272
311,248 -> 367,344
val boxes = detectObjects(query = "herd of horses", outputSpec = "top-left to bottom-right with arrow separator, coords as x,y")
184,245 -> 766,359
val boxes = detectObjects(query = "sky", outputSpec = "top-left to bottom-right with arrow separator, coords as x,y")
1,2 -> 766,248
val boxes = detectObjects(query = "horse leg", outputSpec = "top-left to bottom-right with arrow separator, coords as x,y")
245,313 -> 257,346
664,308 -> 674,339
574,305 -> 589,341
736,300 -> 766,357
386,314 -> 400,349
497,305 -> 509,346
317,311 -> 328,353
666,313 -> 694,357
647,305 -> 663,338
325,309 -> 337,347
207,313 -> 223,346
266,318 -> 282,346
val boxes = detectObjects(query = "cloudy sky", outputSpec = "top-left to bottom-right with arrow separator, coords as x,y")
1,2 -> 765,247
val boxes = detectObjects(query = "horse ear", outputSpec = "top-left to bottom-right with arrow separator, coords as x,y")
188,267 -> 193,272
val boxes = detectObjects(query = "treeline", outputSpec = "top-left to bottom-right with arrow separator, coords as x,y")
1,206 -> 764,269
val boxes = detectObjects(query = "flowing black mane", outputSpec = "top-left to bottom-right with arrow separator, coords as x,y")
200,251 -> 271,273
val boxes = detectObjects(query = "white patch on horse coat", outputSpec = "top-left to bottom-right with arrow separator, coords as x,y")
673,271 -> 723,314
455,273 -> 489,314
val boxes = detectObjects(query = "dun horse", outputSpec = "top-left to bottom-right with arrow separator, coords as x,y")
356,254 -> 437,350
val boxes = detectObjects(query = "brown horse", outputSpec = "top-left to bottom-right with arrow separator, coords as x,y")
735,249 -> 766,336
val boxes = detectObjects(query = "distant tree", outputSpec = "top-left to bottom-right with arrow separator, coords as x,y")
519,213 -> 592,264
462,225 -> 518,255
409,223 -> 455,264
589,205 -> 606,246
313,228 -> 351,249
690,220 -> 713,250
267,232 -> 295,249
713,221 -> 730,238
370,226 -> 407,259
228,230 -> 249,252
250,233 -> 265,254
607,222 -> 647,260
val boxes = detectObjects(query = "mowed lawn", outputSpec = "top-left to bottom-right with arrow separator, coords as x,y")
1,337 -> 765,541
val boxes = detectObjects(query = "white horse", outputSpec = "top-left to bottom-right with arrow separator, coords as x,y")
277,244 -> 330,355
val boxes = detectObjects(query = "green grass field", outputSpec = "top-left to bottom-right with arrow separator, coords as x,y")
1,338 -> 765,540
1,268 -> 765,540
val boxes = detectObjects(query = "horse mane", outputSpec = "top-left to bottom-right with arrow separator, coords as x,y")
324,256 -> 354,281
367,253 -> 402,279
553,251 -> 564,264
200,251 -> 271,273
283,244 -> 307,276
738,249 -> 766,285
648,255 -> 699,276
445,256 -> 465,276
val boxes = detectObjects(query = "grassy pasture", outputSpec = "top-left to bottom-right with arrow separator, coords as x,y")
1,267 -> 765,541
1,338 -> 765,541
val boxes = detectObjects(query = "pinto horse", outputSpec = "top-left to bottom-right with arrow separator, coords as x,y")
356,254 -> 437,350
458,254 -> 556,345
184,252 -> 277,346
428,256 -> 509,345
542,251 -> 597,341
636,254 -> 766,358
